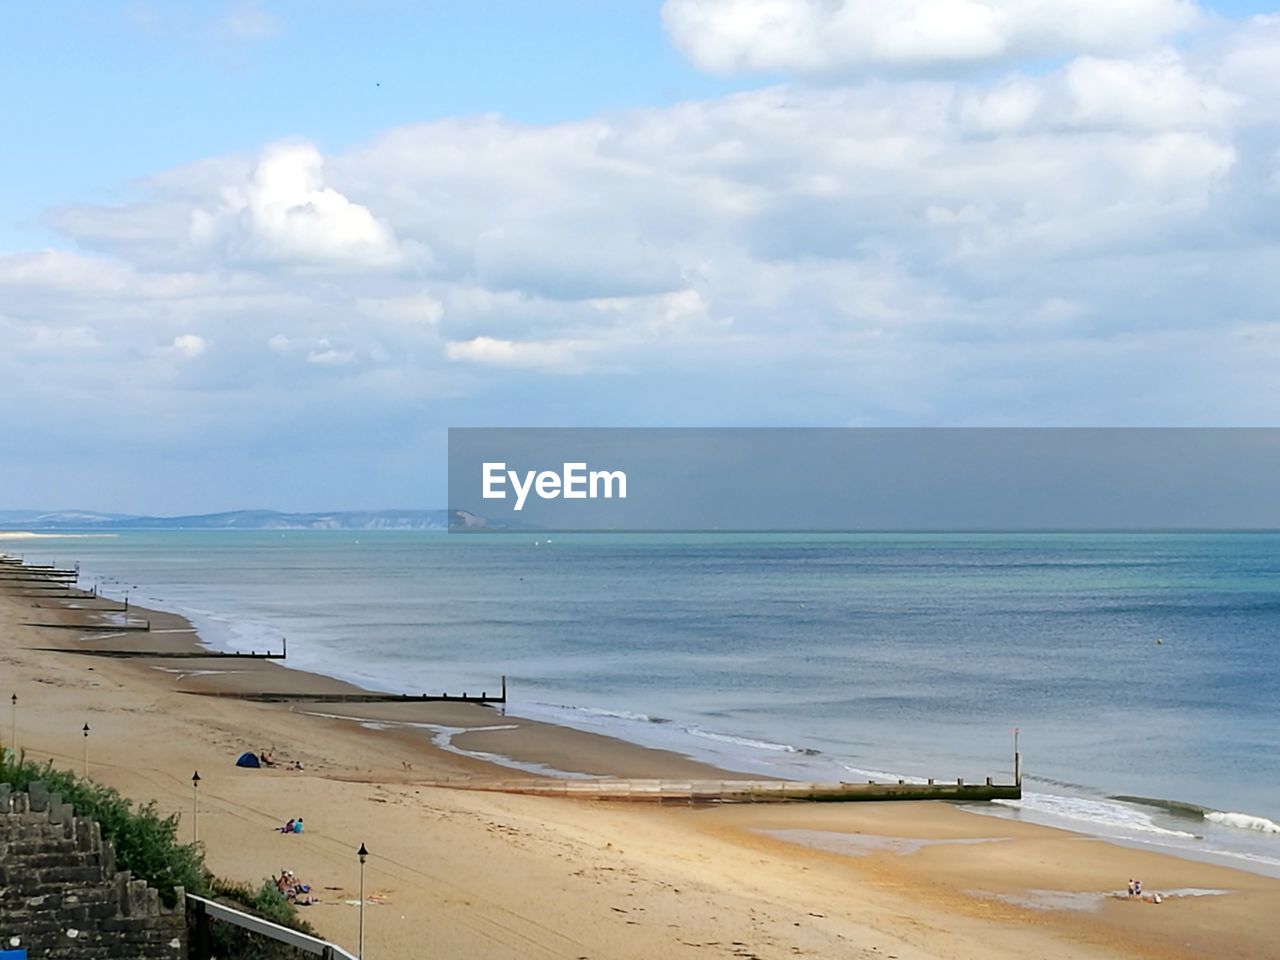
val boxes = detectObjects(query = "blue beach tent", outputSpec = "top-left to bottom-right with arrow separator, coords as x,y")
236,752 -> 261,768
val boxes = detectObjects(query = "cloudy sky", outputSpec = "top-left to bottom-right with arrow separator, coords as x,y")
3,0 -> 1279,513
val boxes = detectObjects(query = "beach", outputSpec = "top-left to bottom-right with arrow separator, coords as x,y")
1,563 -> 1277,959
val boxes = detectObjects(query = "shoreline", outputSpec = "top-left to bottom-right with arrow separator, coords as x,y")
54,553 -> 1280,881
3,555 -> 1279,957
9,541 -> 1280,876
29,599 -> 758,785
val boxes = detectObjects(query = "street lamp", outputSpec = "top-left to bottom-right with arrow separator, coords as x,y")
192,772 -> 201,843
8,694 -> 15,759
357,843 -> 369,958
82,723 -> 90,778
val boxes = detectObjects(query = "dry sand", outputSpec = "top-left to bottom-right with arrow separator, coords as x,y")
2,572 -> 1276,960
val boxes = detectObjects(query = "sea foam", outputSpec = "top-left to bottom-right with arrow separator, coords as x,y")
994,793 -> 1200,839
1205,811 -> 1280,835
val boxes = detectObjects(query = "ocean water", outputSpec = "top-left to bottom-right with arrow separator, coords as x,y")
10,531 -> 1280,876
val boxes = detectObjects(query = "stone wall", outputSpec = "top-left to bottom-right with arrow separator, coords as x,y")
0,783 -> 186,959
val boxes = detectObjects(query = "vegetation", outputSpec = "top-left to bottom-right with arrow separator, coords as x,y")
204,879 -> 319,959
1,752 -> 317,953
0,751 -> 207,905
210,878 -> 316,933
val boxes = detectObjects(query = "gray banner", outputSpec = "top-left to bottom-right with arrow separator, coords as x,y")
447,428 -> 1280,532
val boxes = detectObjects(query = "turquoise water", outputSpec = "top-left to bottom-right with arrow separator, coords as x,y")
11,530 -> 1280,874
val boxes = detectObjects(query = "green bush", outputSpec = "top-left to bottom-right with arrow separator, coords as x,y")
211,878 -> 318,935
0,752 -> 208,905
199,879 -> 319,959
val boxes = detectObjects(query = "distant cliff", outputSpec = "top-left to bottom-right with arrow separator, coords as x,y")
0,509 -> 448,531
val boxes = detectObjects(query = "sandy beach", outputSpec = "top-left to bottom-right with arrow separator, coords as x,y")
2,566 -> 1277,960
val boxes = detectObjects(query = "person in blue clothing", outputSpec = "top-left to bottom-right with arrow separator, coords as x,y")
293,817 -> 303,834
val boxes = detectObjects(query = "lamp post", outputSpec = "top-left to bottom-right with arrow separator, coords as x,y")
192,771 -> 201,843
357,843 -> 369,958
8,694 -> 15,758
82,723 -> 90,778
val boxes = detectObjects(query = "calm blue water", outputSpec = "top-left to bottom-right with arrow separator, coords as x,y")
10,531 -> 1280,874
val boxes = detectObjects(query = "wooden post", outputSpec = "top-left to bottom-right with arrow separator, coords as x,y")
193,898 -> 212,960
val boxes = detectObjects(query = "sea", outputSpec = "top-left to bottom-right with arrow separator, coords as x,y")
9,530 -> 1280,877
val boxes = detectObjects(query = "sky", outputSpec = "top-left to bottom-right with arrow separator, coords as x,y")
2,0 -> 1280,513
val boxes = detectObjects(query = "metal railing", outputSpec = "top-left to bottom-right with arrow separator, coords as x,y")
188,894 -> 357,960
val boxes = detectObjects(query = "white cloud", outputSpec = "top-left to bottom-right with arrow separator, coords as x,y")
1217,15 -> 1280,114
8,11 -> 1280,445
169,334 -> 207,358
444,336 -> 598,373
1059,52 -> 1237,130
306,339 -> 356,366
0,316 -> 100,353
958,50 -> 1236,134
0,250 -> 216,299
190,142 -> 408,269
355,293 -> 444,327
661,0 -> 1200,72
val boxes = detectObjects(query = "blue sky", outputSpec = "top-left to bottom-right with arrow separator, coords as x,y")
3,1 -> 1280,512
2,1 -> 745,249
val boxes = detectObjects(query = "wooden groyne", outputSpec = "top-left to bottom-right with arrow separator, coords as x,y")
0,574 -> 80,585
435,777 -> 1021,804
33,647 -> 287,660
30,599 -> 128,609
20,619 -> 151,632
182,689 -> 506,706
182,672 -> 508,705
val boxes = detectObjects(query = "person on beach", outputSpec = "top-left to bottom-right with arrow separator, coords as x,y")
1134,879 -> 1142,898
276,870 -> 316,905
259,751 -> 277,767
278,818 -> 295,834
293,817 -> 304,833
1127,879 -> 1135,897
